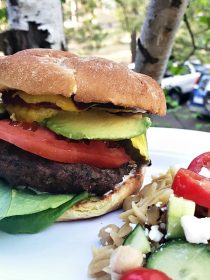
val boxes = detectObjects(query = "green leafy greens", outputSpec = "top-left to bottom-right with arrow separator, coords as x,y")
0,180 -> 12,220
0,180 -> 89,234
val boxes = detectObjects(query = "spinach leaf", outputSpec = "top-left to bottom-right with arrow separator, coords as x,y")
0,192 -> 89,234
0,180 -> 12,220
7,190 -> 74,217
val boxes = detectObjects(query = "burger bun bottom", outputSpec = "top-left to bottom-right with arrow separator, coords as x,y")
57,167 -> 145,221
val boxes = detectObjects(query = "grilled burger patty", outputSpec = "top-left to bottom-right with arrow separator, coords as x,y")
0,140 -> 135,196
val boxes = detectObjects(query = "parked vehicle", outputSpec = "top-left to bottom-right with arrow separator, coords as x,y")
191,62 -> 209,75
128,61 -> 208,105
189,74 -> 210,116
161,62 -> 201,104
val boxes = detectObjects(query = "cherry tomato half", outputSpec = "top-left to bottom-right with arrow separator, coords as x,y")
120,268 -> 171,280
188,152 -> 210,174
172,168 -> 210,208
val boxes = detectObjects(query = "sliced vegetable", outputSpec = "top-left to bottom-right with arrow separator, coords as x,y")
46,110 -> 151,140
4,192 -> 74,217
0,180 -> 12,220
167,195 -> 195,239
0,192 -> 89,234
123,224 -> 151,254
131,134 -> 149,160
172,168 -> 210,208
188,152 -> 210,174
146,240 -> 210,280
120,268 -> 171,280
0,120 -> 131,168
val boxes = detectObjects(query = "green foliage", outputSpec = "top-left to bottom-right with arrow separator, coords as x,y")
0,7 -> 6,20
167,61 -> 188,75
0,7 -> 7,31
67,19 -> 108,50
199,15 -> 210,28
172,0 -> 210,63
114,0 -> 146,33
0,0 -> 7,32
64,0 -> 108,51
164,88 -> 180,110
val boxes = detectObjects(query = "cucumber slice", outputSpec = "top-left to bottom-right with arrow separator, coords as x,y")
123,224 -> 151,254
167,196 -> 195,239
147,240 -> 210,280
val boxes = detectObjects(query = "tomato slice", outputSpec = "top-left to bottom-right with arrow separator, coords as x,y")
0,120 -> 131,168
120,268 -> 171,280
172,168 -> 210,208
188,152 -> 210,174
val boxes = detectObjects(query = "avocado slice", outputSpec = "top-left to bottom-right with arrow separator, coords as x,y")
45,110 -> 151,140
131,134 -> 149,160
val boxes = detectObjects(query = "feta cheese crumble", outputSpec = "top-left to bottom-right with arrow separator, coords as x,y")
181,216 -> 210,244
148,225 -> 163,242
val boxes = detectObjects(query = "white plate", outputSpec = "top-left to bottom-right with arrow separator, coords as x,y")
0,128 -> 210,280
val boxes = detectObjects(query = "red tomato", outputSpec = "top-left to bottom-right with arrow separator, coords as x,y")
120,268 -> 171,280
172,168 -> 210,208
0,120 -> 131,168
188,152 -> 210,174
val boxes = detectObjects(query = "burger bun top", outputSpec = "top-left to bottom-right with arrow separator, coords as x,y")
0,49 -> 166,116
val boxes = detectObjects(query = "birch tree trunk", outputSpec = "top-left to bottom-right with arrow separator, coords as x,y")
135,0 -> 189,82
0,0 -> 66,55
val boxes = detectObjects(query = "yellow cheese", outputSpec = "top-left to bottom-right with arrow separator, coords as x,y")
130,134 -> 149,160
5,104 -> 58,122
17,92 -> 80,112
16,92 -> 142,114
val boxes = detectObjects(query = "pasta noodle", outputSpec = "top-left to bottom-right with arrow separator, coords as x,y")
88,168 -> 177,279
120,167 -> 176,224
89,246 -> 114,278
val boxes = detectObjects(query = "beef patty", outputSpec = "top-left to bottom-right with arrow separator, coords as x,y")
0,140 -> 135,196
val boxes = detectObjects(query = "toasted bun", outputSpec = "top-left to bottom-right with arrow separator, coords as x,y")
0,49 -> 166,115
58,167 -> 145,221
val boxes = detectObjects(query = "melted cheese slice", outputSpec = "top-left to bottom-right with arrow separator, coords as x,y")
17,92 -> 143,114
131,133 -> 149,160
6,104 -> 58,122
18,92 -> 80,112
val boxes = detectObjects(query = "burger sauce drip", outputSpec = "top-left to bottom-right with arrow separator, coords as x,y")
9,120 -> 39,132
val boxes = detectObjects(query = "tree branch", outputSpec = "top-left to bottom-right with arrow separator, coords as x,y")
134,0 -> 189,82
182,13 -> 210,63
183,14 -> 196,49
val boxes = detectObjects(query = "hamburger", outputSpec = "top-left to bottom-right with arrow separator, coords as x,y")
0,49 -> 166,233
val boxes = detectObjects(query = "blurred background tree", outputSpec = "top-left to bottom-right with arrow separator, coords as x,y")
134,0 -> 189,82
0,1 -> 7,32
173,0 -> 210,63
114,0 -> 146,62
63,0 -> 108,51
0,0 -> 65,54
